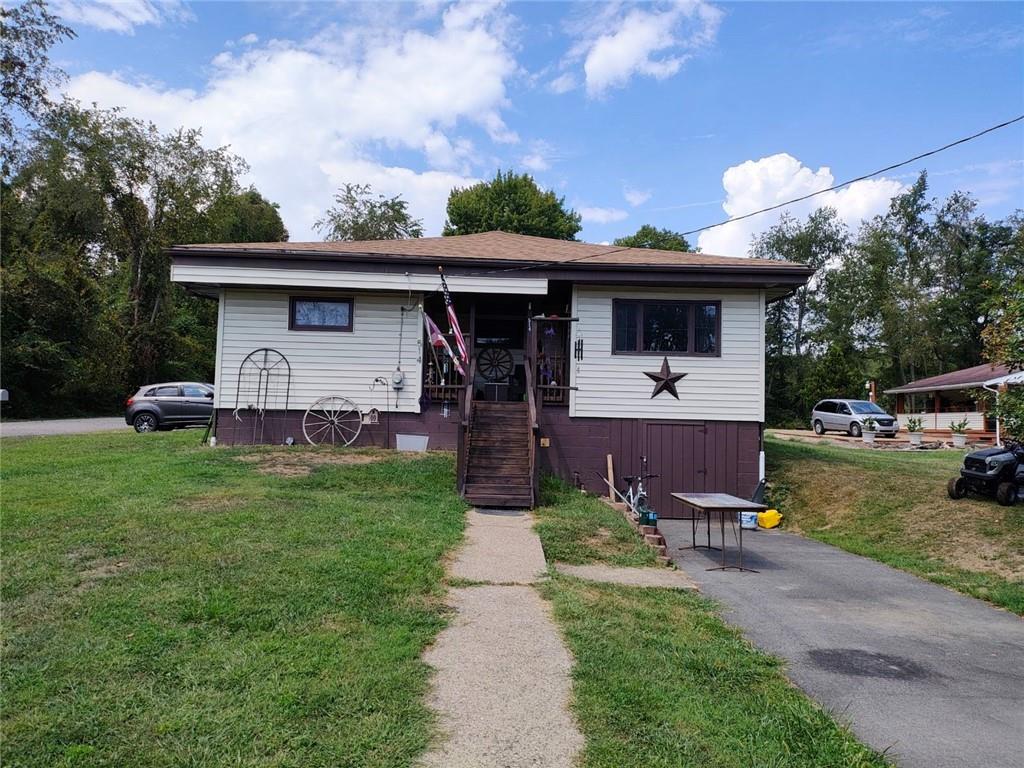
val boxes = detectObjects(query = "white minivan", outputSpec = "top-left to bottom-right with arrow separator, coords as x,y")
810,399 -> 899,438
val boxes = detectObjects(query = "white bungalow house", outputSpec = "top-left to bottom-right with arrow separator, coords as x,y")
170,231 -> 813,510
884,362 -> 1010,439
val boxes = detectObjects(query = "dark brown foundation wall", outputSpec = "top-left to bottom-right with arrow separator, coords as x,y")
214,405 -> 761,519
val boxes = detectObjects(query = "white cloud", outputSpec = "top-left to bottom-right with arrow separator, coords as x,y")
520,140 -> 557,172
623,186 -> 651,207
547,72 -> 577,94
561,1 -> 723,97
52,0 -> 192,34
239,33 -> 259,46
579,205 -> 629,224
64,2 -> 519,239
697,153 -> 905,256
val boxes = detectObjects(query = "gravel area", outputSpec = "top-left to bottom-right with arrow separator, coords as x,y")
420,585 -> 582,768
1,417 -> 128,437
554,562 -> 696,590
449,509 -> 548,585
420,508 -> 582,768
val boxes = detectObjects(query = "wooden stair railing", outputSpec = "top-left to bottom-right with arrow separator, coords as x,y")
524,358 -> 540,507
456,356 -> 477,495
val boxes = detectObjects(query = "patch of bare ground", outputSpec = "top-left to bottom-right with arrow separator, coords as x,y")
68,553 -> 133,592
180,489 -> 253,512
233,447 -> 414,476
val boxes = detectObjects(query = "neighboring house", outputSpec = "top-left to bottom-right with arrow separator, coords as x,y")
170,231 -> 813,511
884,362 -> 1010,436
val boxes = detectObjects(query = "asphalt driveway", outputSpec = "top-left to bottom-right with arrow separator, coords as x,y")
660,520 -> 1024,768
0,417 -> 128,438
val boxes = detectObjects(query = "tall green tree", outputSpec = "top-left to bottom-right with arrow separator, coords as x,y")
316,183 -> 422,241
613,224 -> 692,251
443,170 -> 581,239
1,101 -> 286,415
0,0 -> 75,173
208,188 -> 288,243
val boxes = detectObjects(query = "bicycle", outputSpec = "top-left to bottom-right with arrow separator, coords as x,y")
622,455 -> 660,526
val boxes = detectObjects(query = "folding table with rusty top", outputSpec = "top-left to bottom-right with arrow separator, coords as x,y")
672,492 -> 768,572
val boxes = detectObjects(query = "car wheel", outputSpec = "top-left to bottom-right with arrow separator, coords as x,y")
813,420 -> 825,435
996,481 -> 1018,507
133,412 -> 158,433
947,477 -> 967,500
849,422 -> 862,438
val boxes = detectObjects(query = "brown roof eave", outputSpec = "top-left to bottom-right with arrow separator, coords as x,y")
168,246 -> 815,280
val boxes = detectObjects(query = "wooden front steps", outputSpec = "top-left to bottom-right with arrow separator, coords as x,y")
463,401 -> 533,508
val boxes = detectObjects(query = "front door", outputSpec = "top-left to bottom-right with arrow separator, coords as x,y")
644,421 -> 708,518
474,311 -> 526,401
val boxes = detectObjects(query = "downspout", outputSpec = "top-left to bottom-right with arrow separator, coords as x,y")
982,383 -> 1000,447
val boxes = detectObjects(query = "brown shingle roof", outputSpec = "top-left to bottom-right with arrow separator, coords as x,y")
883,362 -> 1010,394
170,230 -> 807,270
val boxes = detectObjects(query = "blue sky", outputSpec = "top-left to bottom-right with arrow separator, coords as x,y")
53,1 -> 1023,251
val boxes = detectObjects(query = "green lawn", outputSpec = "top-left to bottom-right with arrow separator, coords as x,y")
532,475 -> 658,568
1,431 -> 465,767
542,577 -> 886,768
766,435 -> 1024,614
2,431 -> 889,767
533,477 -> 886,767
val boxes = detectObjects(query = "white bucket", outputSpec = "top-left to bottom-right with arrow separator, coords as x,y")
739,511 -> 759,530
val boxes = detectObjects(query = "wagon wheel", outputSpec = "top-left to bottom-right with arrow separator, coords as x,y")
477,346 -> 514,382
303,396 -> 363,446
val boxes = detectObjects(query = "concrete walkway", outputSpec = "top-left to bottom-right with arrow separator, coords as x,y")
1,417 -> 128,438
420,509 -> 583,768
660,519 -> 1024,768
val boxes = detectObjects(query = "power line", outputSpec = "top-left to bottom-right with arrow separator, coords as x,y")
678,113 -> 1024,237
465,112 -> 1024,276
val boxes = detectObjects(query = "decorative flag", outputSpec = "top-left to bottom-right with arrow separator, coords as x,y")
423,312 -> 465,377
438,268 -> 469,366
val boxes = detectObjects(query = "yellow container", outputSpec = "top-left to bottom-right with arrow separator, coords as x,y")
757,509 -> 782,529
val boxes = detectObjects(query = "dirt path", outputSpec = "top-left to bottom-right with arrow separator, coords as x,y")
420,509 -> 582,768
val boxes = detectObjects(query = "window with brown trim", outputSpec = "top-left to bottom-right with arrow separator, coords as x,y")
289,297 -> 353,331
612,299 -> 721,356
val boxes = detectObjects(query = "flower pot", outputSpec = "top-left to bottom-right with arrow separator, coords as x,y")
909,432 -> 923,447
952,433 -> 967,449
862,431 -> 876,445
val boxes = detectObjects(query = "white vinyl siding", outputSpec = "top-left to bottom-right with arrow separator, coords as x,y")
216,289 -> 422,413
171,264 -> 547,295
569,286 -> 765,422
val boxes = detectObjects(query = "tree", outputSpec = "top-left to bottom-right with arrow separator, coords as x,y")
443,170 -> 581,239
208,188 -> 288,243
751,208 -> 849,423
1,101 -> 285,416
316,183 -> 422,241
613,224 -> 692,251
0,0 -> 75,173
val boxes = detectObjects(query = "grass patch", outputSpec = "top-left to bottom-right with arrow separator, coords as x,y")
766,435 -> 1024,614
542,577 -> 888,768
532,475 -> 657,568
1,431 -> 466,767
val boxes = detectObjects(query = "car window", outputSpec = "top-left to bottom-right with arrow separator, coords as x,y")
815,401 -> 834,413
144,388 -> 157,397
837,402 -> 851,415
154,386 -> 180,397
850,401 -> 885,414
182,385 -> 209,397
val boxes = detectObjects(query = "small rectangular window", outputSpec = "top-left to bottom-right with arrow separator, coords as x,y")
289,297 -> 353,331
612,299 -> 720,356
154,386 -> 180,397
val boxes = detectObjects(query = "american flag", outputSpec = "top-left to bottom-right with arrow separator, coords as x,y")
438,269 -> 469,366
423,312 -> 465,377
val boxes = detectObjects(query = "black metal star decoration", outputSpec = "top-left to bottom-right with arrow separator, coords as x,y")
644,357 -> 687,399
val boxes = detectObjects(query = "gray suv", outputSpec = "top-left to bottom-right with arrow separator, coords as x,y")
125,382 -> 214,432
810,399 -> 898,438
